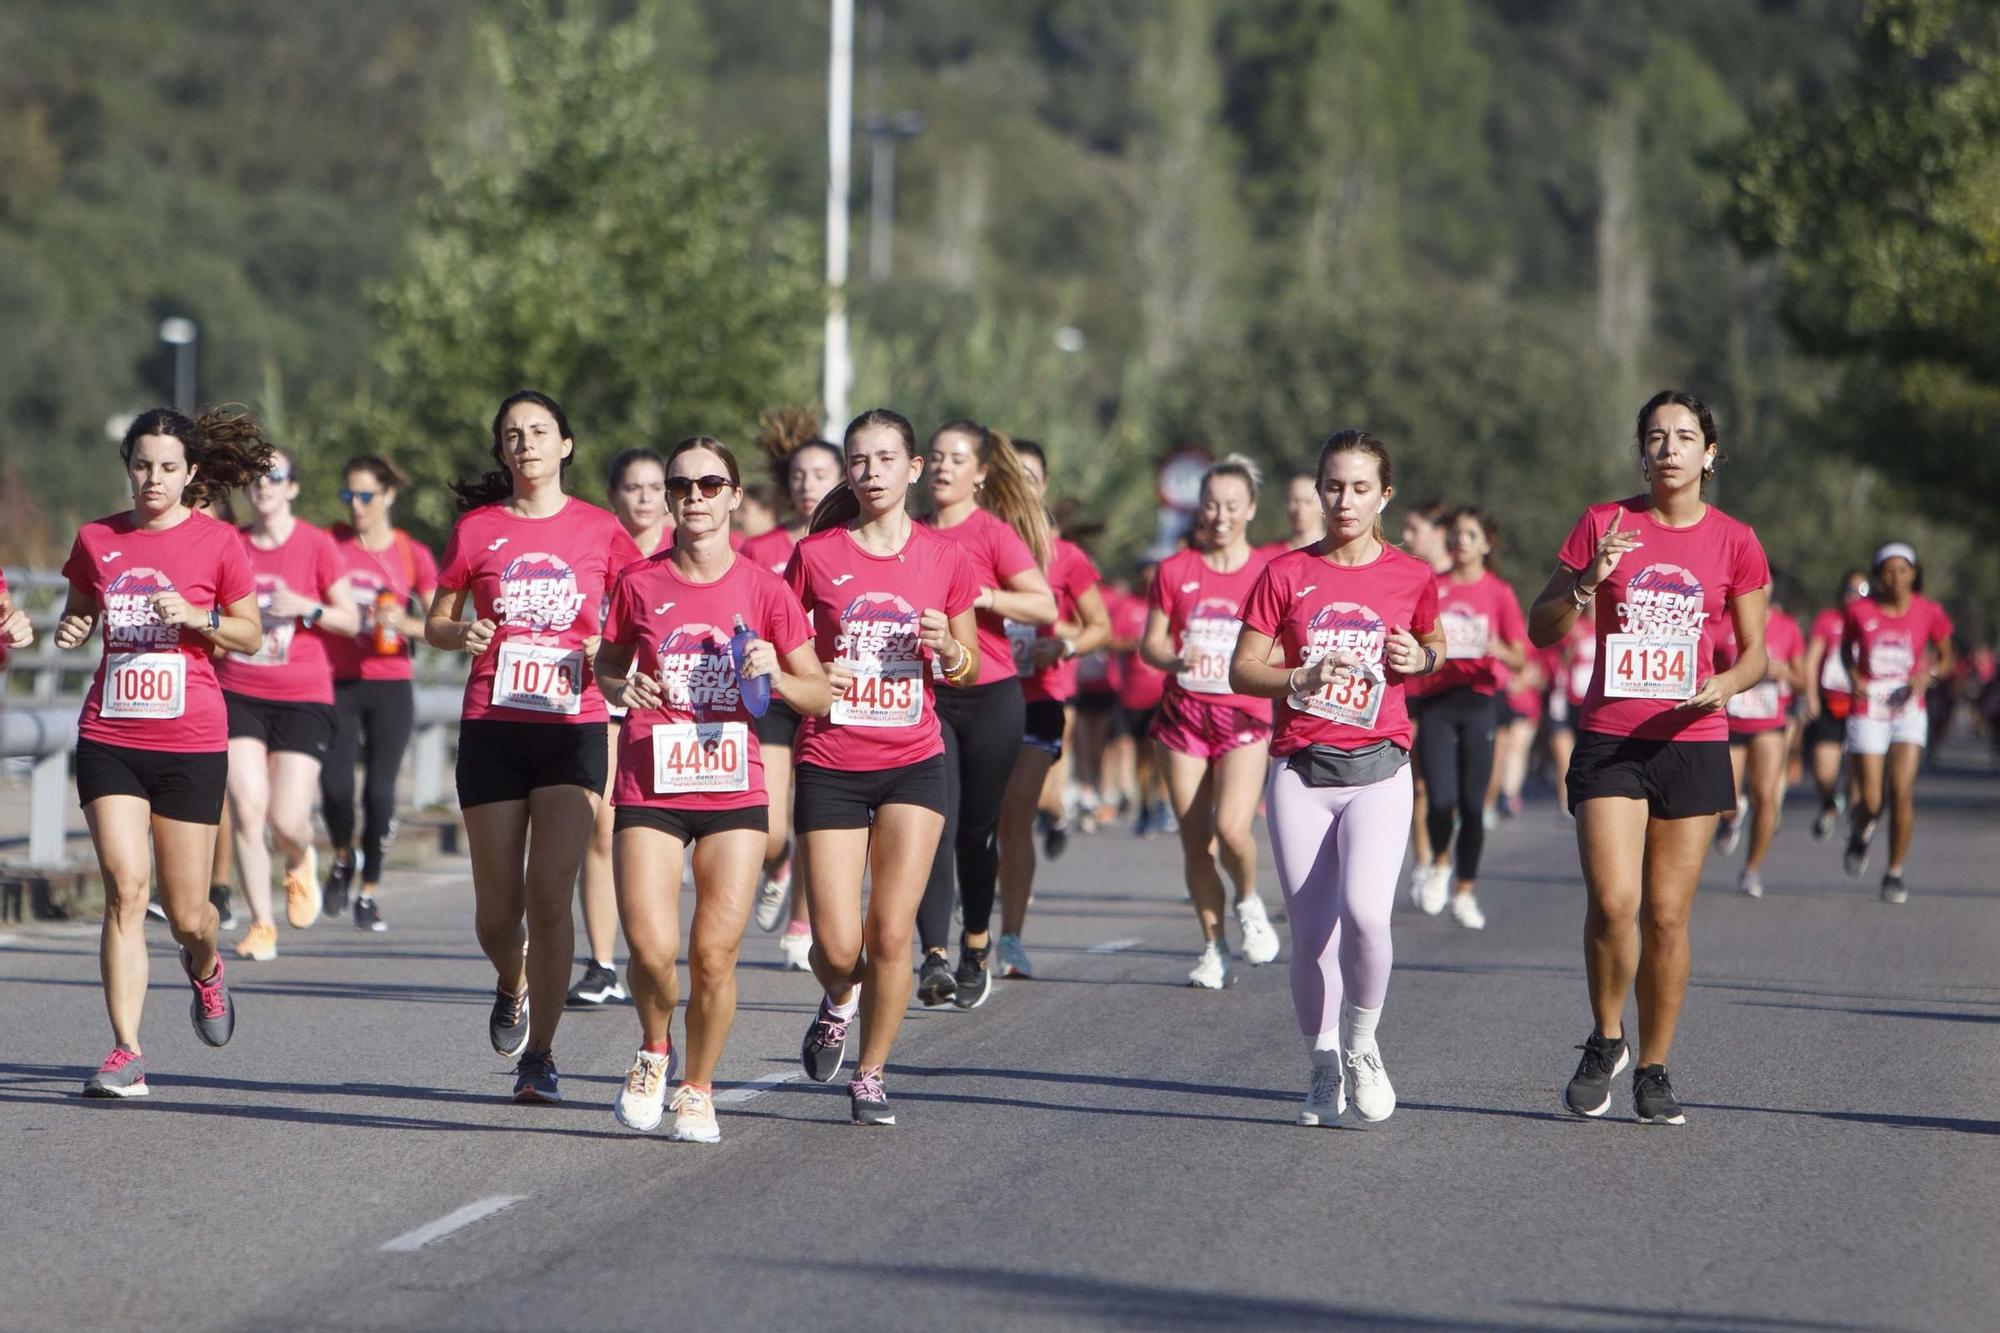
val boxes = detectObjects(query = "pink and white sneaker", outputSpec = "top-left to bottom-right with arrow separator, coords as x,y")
83,1047 -> 148,1098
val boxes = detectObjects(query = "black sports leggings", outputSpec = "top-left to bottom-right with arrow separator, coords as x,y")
320,678 -> 415,885
1415,687 -> 1497,881
917,676 -> 1026,950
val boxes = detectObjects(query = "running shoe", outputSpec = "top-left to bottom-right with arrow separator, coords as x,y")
1843,823 -> 1874,878
916,951 -> 956,1007
82,1047 -> 148,1099
1811,804 -> 1838,842
1236,897 -> 1281,964
800,994 -> 854,1083
1632,1064 -> 1685,1125
667,1084 -> 721,1144
849,1068 -> 895,1126
1134,802 -> 1154,839
145,898 -> 167,923
1041,815 -> 1070,862
1563,1032 -> 1630,1118
1405,863 -> 1429,908
1346,1046 -> 1395,1122
1297,1057 -> 1345,1127
753,858 -> 792,933
512,1049 -> 559,1103
489,986 -> 530,1057
1187,939 -> 1233,990
1419,864 -> 1451,916
180,947 -> 235,1047
234,922 -> 277,962
779,924 -> 813,972
353,895 -> 386,932
1880,872 -> 1908,905
209,884 -> 238,931
1716,796 -> 1748,855
1480,805 -> 1498,831
951,939 -> 993,1010
322,855 -> 354,919
284,849 -> 322,929
565,961 -> 626,1008
997,933 -> 1034,979
614,1047 -> 677,1132
1738,869 -> 1764,899
1448,892 -> 1487,930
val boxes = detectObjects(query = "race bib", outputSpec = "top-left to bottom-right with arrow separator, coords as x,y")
1819,650 -> 1851,694
494,641 -> 586,715
1726,679 -> 1784,722
650,722 -> 749,795
1293,657 -> 1386,729
1177,619 -> 1238,695
1442,612 -> 1491,661
1569,657 -> 1594,700
1859,679 -> 1917,721
1005,619 -> 1039,678
1603,633 -> 1697,701
236,619 -> 294,668
104,652 -> 187,720
832,658 -> 923,728
1866,641 -> 1914,684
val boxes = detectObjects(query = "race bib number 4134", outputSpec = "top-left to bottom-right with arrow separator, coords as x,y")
1603,633 -> 1697,701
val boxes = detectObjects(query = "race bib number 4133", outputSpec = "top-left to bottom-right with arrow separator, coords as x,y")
1292,659 -> 1385,729
1603,633 -> 1697,701
494,642 -> 585,715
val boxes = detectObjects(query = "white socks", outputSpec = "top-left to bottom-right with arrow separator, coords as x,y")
1341,1000 -> 1382,1056
829,987 -> 860,1020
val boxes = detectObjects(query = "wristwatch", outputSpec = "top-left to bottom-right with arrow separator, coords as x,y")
207,605 -> 221,632
305,605 -> 325,628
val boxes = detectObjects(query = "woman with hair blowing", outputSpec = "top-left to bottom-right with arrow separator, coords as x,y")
426,390 -> 642,1104
57,406 -> 274,1097
911,420 -> 1057,1010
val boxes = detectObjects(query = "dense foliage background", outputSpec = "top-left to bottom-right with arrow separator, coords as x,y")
4,0 -> 1994,635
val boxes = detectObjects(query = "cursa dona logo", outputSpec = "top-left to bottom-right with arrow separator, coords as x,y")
494,552 -> 586,630
1305,601 -> 1385,663
1617,562 -> 1707,638
103,568 -> 179,649
1186,596 -> 1242,630
655,624 -> 739,717
835,592 -> 920,665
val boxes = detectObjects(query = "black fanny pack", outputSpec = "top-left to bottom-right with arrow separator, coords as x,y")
1285,740 -> 1410,789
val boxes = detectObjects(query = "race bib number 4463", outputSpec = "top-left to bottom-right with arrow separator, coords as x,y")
651,722 -> 749,794
103,652 -> 187,720
494,642 -> 585,715
1603,633 -> 1697,701
832,660 -> 923,728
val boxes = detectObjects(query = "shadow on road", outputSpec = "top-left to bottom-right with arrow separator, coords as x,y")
1686,1099 -> 2000,1137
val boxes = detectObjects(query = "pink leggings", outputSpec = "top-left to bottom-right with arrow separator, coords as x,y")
1265,760 -> 1413,1042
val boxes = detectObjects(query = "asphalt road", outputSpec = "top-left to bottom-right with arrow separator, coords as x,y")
2,752 -> 1996,1332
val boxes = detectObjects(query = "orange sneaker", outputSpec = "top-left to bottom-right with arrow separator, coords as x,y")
234,922 -> 278,961
284,848 -> 322,929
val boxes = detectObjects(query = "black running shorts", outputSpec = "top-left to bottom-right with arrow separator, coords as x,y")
1565,731 -> 1735,819
75,738 -> 227,825
455,720 -> 610,809
613,803 -> 769,842
225,692 -> 335,758
793,754 -> 948,832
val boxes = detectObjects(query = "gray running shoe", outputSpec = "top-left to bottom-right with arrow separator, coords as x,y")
489,986 -> 530,1057
83,1047 -> 148,1098
181,948 -> 235,1047
800,995 -> 853,1083
849,1068 -> 895,1126
1633,1064 -> 1686,1125
512,1049 -> 560,1103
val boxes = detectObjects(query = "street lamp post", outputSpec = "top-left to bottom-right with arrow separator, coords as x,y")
158,317 -> 198,413
865,112 -> 924,282
823,0 -> 854,436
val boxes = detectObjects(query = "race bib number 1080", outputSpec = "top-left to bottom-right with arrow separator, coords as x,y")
103,652 -> 187,720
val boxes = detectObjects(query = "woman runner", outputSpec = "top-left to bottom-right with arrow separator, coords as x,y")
913,420 -> 1057,1010
426,390 -> 642,1103
1528,390 -> 1770,1126
215,446 -> 361,960
596,437 -> 827,1142
1258,471 -> 1328,559
567,447 -> 670,1010
1802,570 -> 1869,841
1715,595 -> 1804,897
1140,457 -> 1281,987
1842,543 -> 1955,902
1231,429 -> 1444,1125
321,455 -> 439,931
787,408 -> 981,1124
58,407 -> 273,1097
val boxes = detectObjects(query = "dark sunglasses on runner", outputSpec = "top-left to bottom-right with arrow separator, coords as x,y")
339,489 -> 378,505
665,474 -> 733,501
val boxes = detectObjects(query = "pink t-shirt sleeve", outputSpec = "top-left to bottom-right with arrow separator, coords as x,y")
1145,564 -> 1170,616
1410,574 -> 1440,637
1556,508 -> 1601,574
217,533 -> 255,606
782,546 -> 810,607
988,521 -> 1038,584
412,539 -> 441,596
1729,526 -> 1771,597
1240,563 -> 1287,638
766,578 -> 813,655
943,544 -> 980,618
311,530 -> 344,598
60,534 -> 89,590
1929,602 -> 1955,650
608,523 -> 644,572
1495,580 -> 1526,645
438,521 -> 471,591
602,574 -> 639,648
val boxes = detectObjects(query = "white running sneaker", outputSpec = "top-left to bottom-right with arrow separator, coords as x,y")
1739,868 -> 1764,898
1419,864 -> 1451,916
753,862 -> 791,933
997,933 -> 1034,979
1405,863 -> 1429,907
1236,897 -> 1280,965
779,928 -> 813,972
666,1084 -> 720,1144
614,1049 -> 672,1132
1187,940 -> 1233,990
1716,797 -> 1748,855
1448,892 -> 1486,930
1346,1045 -> 1396,1122
1297,1057 -> 1346,1127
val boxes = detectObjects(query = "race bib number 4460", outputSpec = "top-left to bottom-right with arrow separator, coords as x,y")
103,652 -> 187,720
494,642 -> 585,715
1603,633 -> 1697,701
651,722 -> 749,794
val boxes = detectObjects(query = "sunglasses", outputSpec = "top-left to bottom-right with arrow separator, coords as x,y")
255,470 -> 292,486
340,489 -> 379,505
665,475 -> 734,501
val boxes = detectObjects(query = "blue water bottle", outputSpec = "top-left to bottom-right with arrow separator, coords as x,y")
730,614 -> 770,717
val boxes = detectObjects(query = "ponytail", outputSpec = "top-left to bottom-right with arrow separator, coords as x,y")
808,483 -> 861,533
933,418 -> 1053,569
120,404 -> 277,508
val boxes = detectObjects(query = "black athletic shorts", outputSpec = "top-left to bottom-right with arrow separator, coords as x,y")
1023,699 -> 1067,758
456,720 -> 609,809
755,698 -> 803,749
1120,705 -> 1157,743
1803,710 -> 1846,749
225,692 -> 335,758
1074,690 -> 1116,716
1565,731 -> 1735,819
75,738 -> 227,825
613,803 -> 769,841
793,754 -> 948,832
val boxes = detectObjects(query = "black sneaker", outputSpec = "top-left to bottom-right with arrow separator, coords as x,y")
489,986 -> 530,1057
209,884 -> 238,931
1632,1063 -> 1685,1125
800,994 -> 854,1083
849,1068 -> 895,1126
352,895 -> 386,932
145,897 -> 167,923
916,951 -> 956,1007
1843,822 -> 1875,878
951,939 -> 993,1011
1880,873 -> 1908,905
512,1049 -> 560,1103
1041,817 -> 1071,862
1811,805 -> 1838,842
322,856 -> 355,919
565,961 -> 626,1007
1563,1032 -> 1630,1118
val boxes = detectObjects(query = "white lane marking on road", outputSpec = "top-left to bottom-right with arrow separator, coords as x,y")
1087,938 -> 1143,954
381,1195 -> 528,1253
715,1070 -> 804,1105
